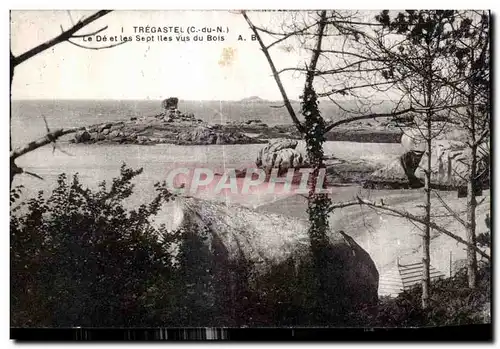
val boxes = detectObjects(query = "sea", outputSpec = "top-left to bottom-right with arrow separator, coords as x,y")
11,100 -> 481,286
11,99 -> 403,207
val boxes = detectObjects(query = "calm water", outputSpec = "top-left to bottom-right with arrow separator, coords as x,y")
11,99 -> 396,147
12,100 -> 403,207
11,99 -> 296,147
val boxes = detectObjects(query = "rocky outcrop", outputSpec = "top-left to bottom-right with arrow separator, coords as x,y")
414,139 -> 490,189
74,130 -> 92,143
400,150 -> 425,188
71,98 -> 266,146
363,156 -> 417,189
256,139 -> 308,175
367,127 -> 490,190
70,98 -> 408,147
366,148 -> 425,189
162,97 -> 179,111
226,119 -> 269,128
71,117 -> 261,145
165,197 -> 379,322
175,125 -> 259,145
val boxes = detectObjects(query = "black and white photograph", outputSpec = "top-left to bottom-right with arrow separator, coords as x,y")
9,9 -> 491,340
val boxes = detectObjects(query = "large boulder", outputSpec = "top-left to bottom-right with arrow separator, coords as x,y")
364,155 -> 417,189
401,127 -> 426,153
400,150 -> 425,187
414,139 -> 490,188
256,139 -> 308,175
163,197 -> 379,324
401,125 -> 468,153
363,148 -> 425,189
162,97 -> 179,112
396,127 -> 489,189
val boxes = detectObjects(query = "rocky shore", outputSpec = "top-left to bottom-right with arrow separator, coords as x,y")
71,116 -> 402,146
71,97 -> 403,146
69,97 -> 491,192
71,113 -> 265,146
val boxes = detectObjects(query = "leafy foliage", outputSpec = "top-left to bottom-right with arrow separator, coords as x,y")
10,165 -> 334,327
10,185 -> 24,205
10,164 -> 180,327
349,262 -> 491,327
11,163 -> 491,328
476,213 -> 491,248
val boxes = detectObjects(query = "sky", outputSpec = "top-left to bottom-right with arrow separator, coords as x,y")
11,10 -> 313,101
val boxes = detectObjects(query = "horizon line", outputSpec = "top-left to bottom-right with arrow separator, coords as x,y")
10,97 -> 296,102
10,98 -> 387,102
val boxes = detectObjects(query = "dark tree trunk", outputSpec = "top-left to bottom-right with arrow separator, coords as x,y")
466,46 -> 479,288
466,144 -> 478,288
300,11 -> 331,320
421,52 -> 433,310
422,126 -> 431,309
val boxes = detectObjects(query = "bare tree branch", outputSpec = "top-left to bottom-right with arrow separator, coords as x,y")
329,196 -> 489,260
304,11 -> 327,91
12,10 -> 112,67
242,11 -> 304,133
10,10 -> 126,186
71,25 -> 108,38
433,190 -> 470,229
67,38 -> 127,50
324,107 -> 414,132
474,129 -> 490,147
10,121 -> 122,161
11,127 -> 85,161
357,196 -> 489,260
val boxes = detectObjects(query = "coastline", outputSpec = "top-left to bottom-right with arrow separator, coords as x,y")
66,109 -> 403,146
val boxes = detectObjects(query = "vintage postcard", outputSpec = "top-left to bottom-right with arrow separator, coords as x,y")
10,10 -> 491,339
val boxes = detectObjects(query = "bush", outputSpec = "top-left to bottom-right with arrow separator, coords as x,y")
10,164 -> 181,327
13,164 -> 489,327
348,262 -> 491,327
10,164 -> 371,327
11,165 -> 319,327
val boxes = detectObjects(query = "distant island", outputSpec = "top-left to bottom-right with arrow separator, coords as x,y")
239,96 -> 269,103
70,96 -> 403,146
239,96 -> 302,104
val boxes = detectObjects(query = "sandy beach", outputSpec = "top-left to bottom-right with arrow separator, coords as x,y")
257,189 -> 491,284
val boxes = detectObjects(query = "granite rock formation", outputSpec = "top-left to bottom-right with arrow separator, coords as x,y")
71,98 -> 264,146
165,196 -> 380,322
256,139 -> 308,175
367,127 -> 489,190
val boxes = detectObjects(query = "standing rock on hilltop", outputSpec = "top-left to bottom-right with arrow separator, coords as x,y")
162,97 -> 179,112
74,130 -> 92,143
71,97 -> 266,146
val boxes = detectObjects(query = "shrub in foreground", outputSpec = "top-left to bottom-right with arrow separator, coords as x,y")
348,262 -> 491,327
10,165 -> 180,327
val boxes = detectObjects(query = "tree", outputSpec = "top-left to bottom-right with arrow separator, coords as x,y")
370,9 -> 463,309
371,10 -> 490,291
243,10 -> 491,309
358,10 -> 490,295
10,10 -> 126,186
438,10 -> 490,288
242,10 -> 415,309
